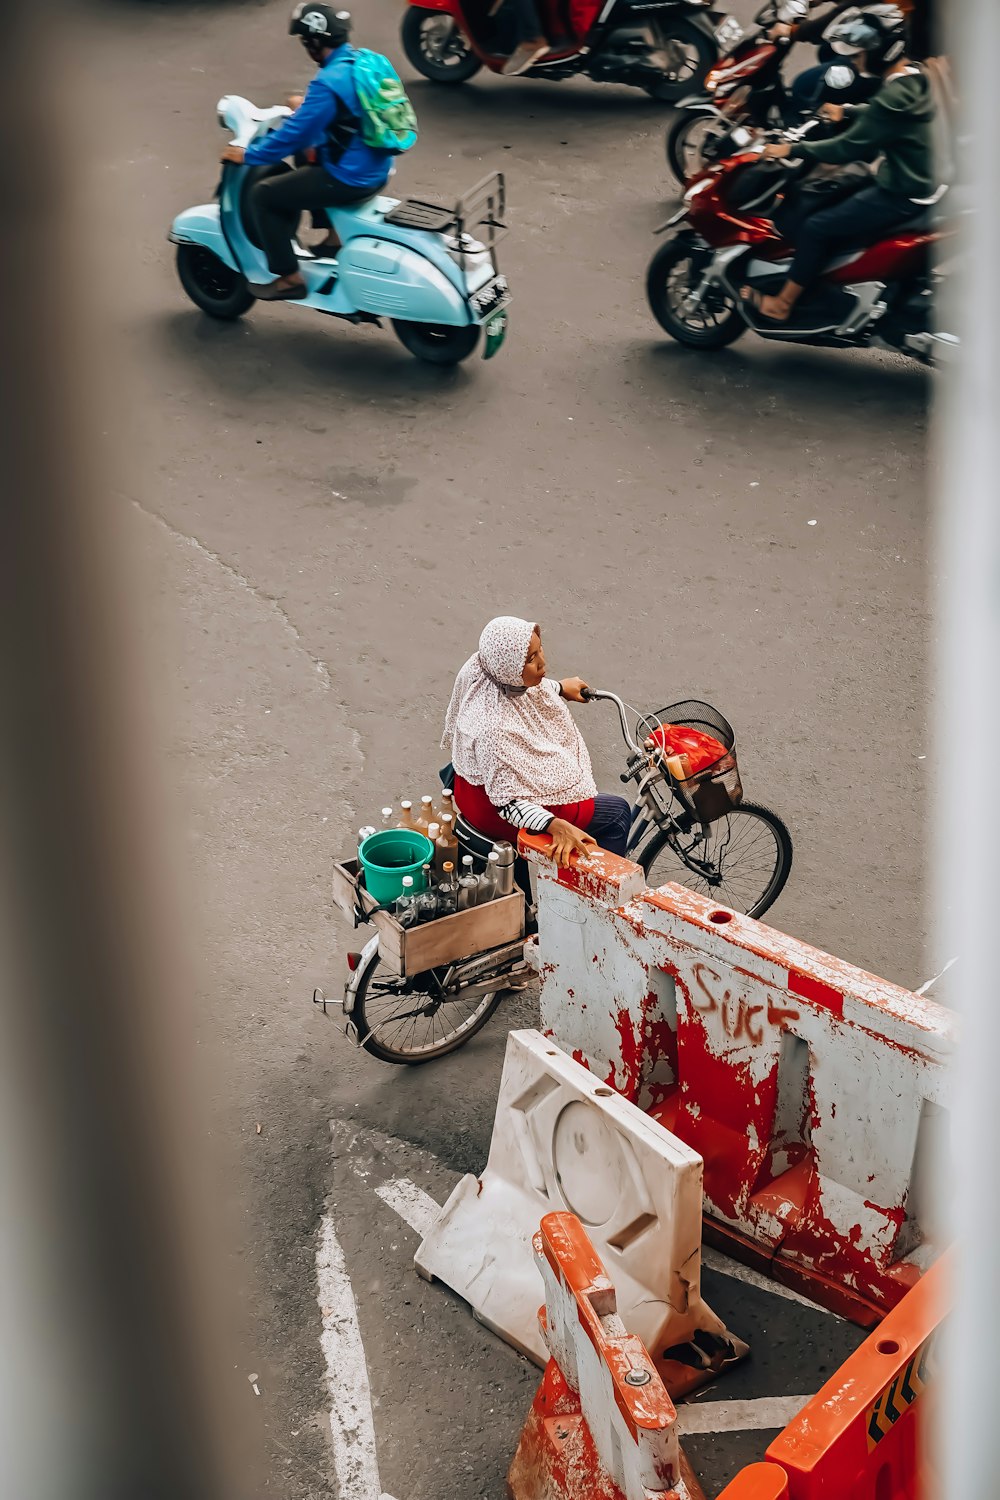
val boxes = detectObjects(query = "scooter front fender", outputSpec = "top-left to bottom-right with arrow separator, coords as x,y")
336,238 -> 472,325
168,202 -> 239,272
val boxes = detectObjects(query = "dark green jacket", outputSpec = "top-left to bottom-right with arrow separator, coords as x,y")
791,66 -> 937,200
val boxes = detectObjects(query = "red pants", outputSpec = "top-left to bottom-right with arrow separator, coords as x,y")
453,775 -> 595,843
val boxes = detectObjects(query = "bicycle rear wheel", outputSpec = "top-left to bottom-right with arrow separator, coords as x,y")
353,949 -> 504,1064
639,802 -> 792,920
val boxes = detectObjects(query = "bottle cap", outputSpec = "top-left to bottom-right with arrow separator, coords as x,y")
422,795 -> 434,805
382,807 -> 392,817
401,800 -> 412,809
443,862 -> 454,873
462,855 -> 473,867
402,876 -> 413,888
428,823 -> 440,838
442,814 -> 454,828
487,851 -> 500,864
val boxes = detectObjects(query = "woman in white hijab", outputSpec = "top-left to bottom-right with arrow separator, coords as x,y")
442,616 -> 633,867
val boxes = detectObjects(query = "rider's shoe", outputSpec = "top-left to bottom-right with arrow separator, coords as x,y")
502,39 -> 549,75
310,234 -> 341,260
252,273 -> 308,301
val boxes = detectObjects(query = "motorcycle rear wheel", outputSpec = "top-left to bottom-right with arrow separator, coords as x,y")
353,950 -> 503,1063
644,18 -> 717,103
176,244 -> 254,320
646,238 -> 745,349
401,8 -> 483,83
392,319 -> 481,364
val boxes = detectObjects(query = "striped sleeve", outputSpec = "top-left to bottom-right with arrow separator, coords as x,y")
496,799 -> 555,833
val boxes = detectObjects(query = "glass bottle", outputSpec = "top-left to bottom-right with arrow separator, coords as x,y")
380,807 -> 395,829
458,855 -> 479,911
397,800 -> 416,831
438,862 -> 458,916
477,851 -> 500,904
395,875 -> 418,927
413,865 -> 436,923
493,841 -> 516,897
357,825 -> 376,855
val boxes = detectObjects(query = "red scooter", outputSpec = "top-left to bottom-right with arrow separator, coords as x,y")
401,0 -> 741,103
645,143 -> 957,365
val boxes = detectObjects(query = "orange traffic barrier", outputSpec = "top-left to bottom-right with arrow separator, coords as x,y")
716,1464 -> 789,1499
762,1253 -> 946,1498
507,1212 -> 688,1500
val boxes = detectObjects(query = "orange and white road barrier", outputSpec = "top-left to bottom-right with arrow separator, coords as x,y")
507,1212 -> 694,1500
416,1029 -> 746,1393
521,836 -> 955,1322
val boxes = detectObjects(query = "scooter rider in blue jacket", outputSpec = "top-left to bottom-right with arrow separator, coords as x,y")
220,4 -> 395,301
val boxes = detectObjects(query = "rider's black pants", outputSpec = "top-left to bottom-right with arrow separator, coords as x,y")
788,182 -> 918,289
250,166 -> 385,277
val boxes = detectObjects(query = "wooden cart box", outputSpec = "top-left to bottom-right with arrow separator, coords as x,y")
331,859 -> 525,977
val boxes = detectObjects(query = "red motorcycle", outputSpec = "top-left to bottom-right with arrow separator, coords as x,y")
400,0 -> 742,103
646,145 -> 957,364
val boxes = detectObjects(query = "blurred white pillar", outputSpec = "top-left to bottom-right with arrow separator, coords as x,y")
937,1 -> 1000,1496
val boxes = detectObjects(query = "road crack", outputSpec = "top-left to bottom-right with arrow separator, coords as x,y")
127,494 -> 334,690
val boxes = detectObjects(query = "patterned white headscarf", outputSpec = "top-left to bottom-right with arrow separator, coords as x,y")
442,616 -> 597,806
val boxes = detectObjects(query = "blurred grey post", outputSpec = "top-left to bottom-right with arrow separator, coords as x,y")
0,2 -> 244,1497
937,0 -> 1000,1496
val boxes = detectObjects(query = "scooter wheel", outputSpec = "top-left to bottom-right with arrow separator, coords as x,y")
176,244 -> 254,320
401,8 -> 483,83
392,319 -> 481,365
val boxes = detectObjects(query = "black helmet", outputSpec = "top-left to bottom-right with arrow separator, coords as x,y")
288,3 -> 352,48
825,4 -> 907,73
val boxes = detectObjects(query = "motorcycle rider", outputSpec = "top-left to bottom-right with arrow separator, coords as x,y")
219,5 -> 397,301
744,4 -> 940,324
769,1 -> 867,113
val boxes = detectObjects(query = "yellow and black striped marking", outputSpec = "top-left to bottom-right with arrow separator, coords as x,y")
866,1337 -> 935,1451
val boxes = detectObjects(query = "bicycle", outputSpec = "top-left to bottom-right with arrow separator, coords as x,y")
329,691 -> 792,1064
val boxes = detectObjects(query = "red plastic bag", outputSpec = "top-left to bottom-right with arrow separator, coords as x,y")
649,723 -> 726,777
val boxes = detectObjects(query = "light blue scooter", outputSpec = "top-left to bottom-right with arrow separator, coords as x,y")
169,95 -> 511,365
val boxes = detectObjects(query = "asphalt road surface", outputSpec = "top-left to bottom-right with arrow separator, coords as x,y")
84,0 -> 931,1494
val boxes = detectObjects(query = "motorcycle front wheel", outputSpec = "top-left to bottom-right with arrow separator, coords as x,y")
176,244 -> 254,320
353,951 -> 503,1064
644,18 -> 717,103
666,108 -> 735,183
401,8 -> 483,83
639,802 -> 792,920
646,238 -> 746,349
392,319 -> 481,364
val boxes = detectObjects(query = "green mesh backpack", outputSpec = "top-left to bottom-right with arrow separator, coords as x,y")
352,50 -> 418,153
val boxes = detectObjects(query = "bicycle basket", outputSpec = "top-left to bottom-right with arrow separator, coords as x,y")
648,699 -> 743,823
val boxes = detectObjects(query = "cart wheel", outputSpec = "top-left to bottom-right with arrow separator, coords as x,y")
352,948 -> 505,1064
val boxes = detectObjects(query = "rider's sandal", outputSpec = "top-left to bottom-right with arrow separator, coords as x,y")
252,276 -> 308,301
741,286 -> 792,327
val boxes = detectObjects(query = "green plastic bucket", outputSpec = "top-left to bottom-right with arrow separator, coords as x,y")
359,829 -> 434,906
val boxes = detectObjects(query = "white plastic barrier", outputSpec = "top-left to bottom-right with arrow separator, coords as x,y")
521,837 -> 956,1320
416,1029 -> 745,1374
507,1212 -> 684,1500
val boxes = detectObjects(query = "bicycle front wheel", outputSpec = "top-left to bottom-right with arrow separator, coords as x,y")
353,949 -> 504,1064
639,802 -> 792,920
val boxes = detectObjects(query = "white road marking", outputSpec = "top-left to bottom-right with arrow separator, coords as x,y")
315,1213 -> 400,1500
677,1395 -> 813,1435
701,1246 -> 841,1318
375,1177 -> 442,1239
915,954 -> 958,996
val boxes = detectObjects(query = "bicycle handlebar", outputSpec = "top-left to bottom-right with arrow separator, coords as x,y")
578,688 -> 641,754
